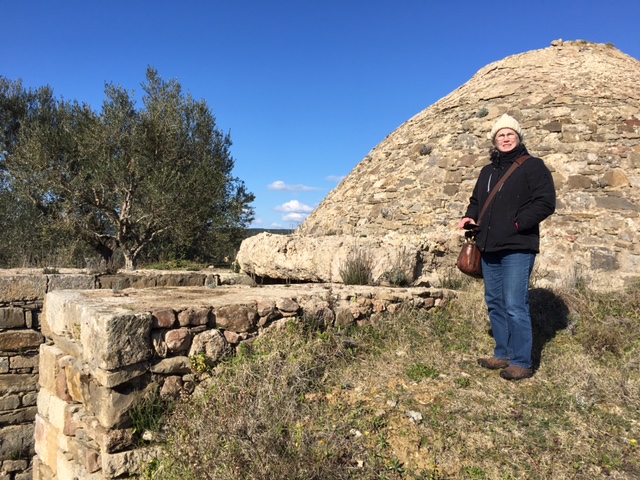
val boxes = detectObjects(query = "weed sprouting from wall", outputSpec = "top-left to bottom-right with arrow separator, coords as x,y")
130,389 -> 173,440
383,246 -> 413,287
339,248 -> 374,285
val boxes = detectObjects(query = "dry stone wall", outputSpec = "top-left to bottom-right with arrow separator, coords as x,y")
33,283 -> 446,479
237,41 -> 640,291
0,269 -> 244,480
0,299 -> 42,480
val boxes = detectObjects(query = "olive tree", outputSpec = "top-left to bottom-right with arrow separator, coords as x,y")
3,68 -> 254,269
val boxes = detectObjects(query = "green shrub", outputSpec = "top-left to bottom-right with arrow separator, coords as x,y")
144,259 -> 207,271
383,246 -> 413,287
339,248 -> 374,285
385,268 -> 410,287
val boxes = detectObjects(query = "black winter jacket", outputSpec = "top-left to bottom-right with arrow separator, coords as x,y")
464,145 -> 556,253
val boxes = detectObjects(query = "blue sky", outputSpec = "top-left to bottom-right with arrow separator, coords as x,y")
3,1 -> 640,229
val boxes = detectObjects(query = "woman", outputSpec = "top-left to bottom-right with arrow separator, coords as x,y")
458,113 -> 556,380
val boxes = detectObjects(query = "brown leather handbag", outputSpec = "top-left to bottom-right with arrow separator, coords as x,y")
457,234 -> 483,278
457,155 -> 531,279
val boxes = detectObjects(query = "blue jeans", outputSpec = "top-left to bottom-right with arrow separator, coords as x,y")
481,250 -> 536,369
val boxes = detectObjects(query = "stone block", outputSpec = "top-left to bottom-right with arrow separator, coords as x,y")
41,291 -> 86,338
15,469 -> 34,480
38,345 -> 66,392
82,376 -> 151,429
0,394 -> 20,411
188,329 -> 228,363
97,275 -> 134,290
0,374 -> 38,394
83,416 -> 134,454
90,361 -> 149,388
151,308 -> 176,328
155,273 -> 205,287
275,298 -> 299,314
0,406 -> 36,425
335,306 -> 355,327
123,274 -> 159,289
0,357 -> 8,374
64,357 -> 90,406
34,415 -> 59,475
36,389 -> 52,422
160,376 -> 182,398
165,328 -> 192,353
0,424 -> 34,461
85,447 -> 101,474
215,304 -> 258,332
595,195 -> 637,211
24,309 -> 36,329
56,450 -> 81,480
81,310 -> 153,370
601,168 -> 630,187
151,330 -> 167,358
0,307 -> 25,328
9,353 -> 38,370
177,306 -> 211,326
102,446 -> 160,479
37,389 -> 76,433
590,247 -> 619,271
0,276 -> 47,303
22,391 -> 38,407
223,330 -> 241,344
31,455 -> 54,480
0,330 -> 44,351
567,175 -> 592,190
1,459 -> 28,473
47,274 -> 96,292
150,356 -> 191,375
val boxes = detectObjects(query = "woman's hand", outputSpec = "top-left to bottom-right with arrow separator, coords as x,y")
458,217 -> 477,230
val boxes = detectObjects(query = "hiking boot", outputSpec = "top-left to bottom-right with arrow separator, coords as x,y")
500,365 -> 533,381
477,357 -> 509,370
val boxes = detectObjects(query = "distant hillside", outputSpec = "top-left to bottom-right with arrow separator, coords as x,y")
245,228 -> 294,237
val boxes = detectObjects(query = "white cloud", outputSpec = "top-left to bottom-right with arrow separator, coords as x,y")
283,212 -> 309,223
274,200 -> 314,213
326,175 -> 346,183
268,180 -> 319,192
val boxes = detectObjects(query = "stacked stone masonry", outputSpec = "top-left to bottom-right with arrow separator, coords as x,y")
0,270 -> 447,479
0,269 -> 245,480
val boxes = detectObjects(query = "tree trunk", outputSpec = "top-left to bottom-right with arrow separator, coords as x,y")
123,251 -> 136,271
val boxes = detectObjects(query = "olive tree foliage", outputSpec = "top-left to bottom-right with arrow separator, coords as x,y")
0,78 -> 78,266
1,69 -> 254,270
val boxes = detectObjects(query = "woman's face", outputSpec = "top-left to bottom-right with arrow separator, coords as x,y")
495,128 -> 520,153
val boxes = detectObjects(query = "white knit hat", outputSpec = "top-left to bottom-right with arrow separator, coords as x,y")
488,113 -> 524,142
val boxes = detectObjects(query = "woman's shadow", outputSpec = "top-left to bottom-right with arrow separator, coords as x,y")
529,288 -> 570,370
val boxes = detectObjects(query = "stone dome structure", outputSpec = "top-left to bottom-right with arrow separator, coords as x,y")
238,40 -> 640,290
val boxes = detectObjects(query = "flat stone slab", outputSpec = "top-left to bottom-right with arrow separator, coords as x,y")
45,283 -> 439,314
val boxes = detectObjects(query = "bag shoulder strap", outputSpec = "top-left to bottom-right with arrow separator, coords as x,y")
477,155 -> 531,225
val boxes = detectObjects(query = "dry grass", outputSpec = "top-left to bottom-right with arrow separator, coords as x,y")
141,282 -> 640,480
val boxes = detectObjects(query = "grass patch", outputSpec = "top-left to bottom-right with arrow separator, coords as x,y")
144,259 -> 208,271
146,283 -> 640,479
130,389 -> 173,440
